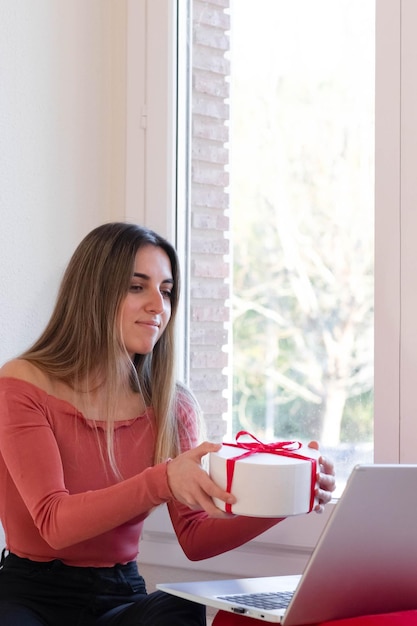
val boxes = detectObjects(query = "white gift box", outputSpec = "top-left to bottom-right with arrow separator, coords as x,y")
209,438 -> 320,517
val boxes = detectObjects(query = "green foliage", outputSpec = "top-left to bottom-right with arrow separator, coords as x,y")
230,46 -> 374,445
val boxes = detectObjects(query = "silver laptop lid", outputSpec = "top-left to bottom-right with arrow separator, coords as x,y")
284,464 -> 417,625
158,465 -> 417,624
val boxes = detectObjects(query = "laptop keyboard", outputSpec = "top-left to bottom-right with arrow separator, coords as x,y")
218,591 -> 294,610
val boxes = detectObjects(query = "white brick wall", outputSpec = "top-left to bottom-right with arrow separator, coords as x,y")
190,0 -> 231,440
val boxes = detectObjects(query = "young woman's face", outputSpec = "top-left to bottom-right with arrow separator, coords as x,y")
119,245 -> 174,356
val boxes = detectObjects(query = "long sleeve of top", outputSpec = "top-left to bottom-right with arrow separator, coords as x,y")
168,499 -> 282,561
0,377 -> 283,568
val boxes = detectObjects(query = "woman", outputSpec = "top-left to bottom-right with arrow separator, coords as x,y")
0,222 -> 335,625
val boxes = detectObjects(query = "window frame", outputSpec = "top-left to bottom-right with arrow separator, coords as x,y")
374,0 -> 417,463
137,0 -> 413,575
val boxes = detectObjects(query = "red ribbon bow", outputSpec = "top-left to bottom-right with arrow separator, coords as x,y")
222,430 -> 318,514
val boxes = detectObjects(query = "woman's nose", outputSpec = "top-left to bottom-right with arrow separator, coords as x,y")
145,289 -> 164,313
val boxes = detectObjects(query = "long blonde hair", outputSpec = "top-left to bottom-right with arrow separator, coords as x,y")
21,222 -> 201,469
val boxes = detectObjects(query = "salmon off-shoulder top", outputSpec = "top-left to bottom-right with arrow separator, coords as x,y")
0,378 -> 282,568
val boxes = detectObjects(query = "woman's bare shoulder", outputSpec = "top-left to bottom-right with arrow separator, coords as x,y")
0,359 -> 48,387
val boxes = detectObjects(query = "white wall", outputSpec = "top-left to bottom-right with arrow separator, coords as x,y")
0,0 -> 129,364
0,0 -> 178,365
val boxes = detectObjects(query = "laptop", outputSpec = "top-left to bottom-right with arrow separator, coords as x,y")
157,464 -> 417,624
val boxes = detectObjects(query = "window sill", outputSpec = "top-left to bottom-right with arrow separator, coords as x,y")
139,502 -> 335,577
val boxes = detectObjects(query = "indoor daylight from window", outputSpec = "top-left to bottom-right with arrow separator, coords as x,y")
189,0 -> 375,497
229,0 -> 375,495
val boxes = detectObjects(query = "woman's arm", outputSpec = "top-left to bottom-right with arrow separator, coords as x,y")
167,452 -> 336,561
167,498 -> 284,561
0,377 -> 173,549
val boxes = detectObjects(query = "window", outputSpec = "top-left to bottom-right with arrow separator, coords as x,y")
188,0 -> 375,495
140,0 -> 417,575
229,1 -> 374,495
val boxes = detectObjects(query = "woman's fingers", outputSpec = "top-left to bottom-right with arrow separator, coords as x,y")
307,441 -> 336,513
166,442 -> 236,517
168,440 -> 336,517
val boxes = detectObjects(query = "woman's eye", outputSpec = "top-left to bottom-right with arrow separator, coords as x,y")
129,284 -> 143,293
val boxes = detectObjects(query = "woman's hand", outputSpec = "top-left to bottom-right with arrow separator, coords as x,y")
167,440 -> 336,518
166,442 -> 236,517
308,441 -> 336,513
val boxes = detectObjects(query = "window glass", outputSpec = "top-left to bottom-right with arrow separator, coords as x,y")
229,0 -> 375,494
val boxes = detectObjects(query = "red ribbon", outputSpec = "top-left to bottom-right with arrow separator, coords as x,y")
222,431 -> 318,514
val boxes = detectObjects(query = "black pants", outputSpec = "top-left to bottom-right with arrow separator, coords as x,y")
0,553 -> 206,626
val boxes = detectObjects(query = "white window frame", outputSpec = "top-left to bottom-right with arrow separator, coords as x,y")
133,0 -> 416,576
374,0 -> 417,463
125,0 -> 178,242
125,0 -> 190,381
